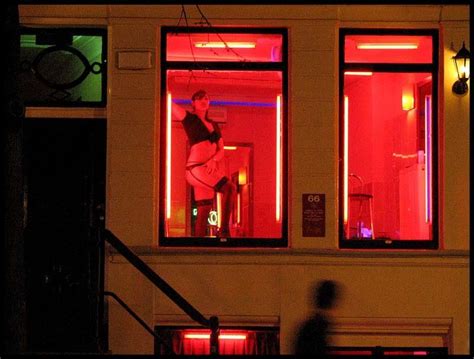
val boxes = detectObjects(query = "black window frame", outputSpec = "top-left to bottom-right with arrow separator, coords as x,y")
338,28 -> 439,250
159,26 -> 288,248
19,27 -> 108,108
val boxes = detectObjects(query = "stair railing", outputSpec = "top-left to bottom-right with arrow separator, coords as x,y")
99,229 -> 220,355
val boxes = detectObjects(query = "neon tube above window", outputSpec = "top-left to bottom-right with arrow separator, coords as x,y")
194,42 -> 256,49
344,71 -> 373,76
357,43 -> 418,50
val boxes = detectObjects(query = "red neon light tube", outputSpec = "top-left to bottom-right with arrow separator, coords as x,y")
343,96 -> 349,230
357,43 -> 418,50
276,95 -> 282,222
184,333 -> 247,340
424,95 -> 432,223
344,71 -> 373,76
166,92 -> 172,221
217,193 -> 222,229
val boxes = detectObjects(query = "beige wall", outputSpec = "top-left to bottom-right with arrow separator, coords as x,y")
20,4 -> 469,355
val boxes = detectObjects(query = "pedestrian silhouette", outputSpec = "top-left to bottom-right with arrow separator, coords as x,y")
294,280 -> 341,356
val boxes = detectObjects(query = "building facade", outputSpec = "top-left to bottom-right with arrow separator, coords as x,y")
19,4 -> 469,355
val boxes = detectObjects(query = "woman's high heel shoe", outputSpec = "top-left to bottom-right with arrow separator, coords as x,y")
216,228 -> 231,239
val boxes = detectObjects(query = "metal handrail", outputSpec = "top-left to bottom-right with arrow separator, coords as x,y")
103,291 -> 172,353
102,229 -> 219,354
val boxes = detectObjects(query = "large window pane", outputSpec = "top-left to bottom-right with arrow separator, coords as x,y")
343,72 -> 433,241
340,29 -> 438,249
161,28 -> 287,247
166,32 -> 283,62
344,35 -> 433,64
164,69 -> 283,240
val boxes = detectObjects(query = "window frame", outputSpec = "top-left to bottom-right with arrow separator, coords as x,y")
154,325 -> 280,355
338,28 -> 439,250
328,346 -> 448,356
158,26 -> 288,248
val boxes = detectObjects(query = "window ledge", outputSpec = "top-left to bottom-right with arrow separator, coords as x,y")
107,246 -> 468,267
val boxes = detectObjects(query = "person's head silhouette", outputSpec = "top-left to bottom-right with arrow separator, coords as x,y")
313,279 -> 340,310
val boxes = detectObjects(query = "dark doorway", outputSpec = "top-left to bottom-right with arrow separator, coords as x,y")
23,118 -> 106,353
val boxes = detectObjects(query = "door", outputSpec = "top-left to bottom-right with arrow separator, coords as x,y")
23,118 -> 106,352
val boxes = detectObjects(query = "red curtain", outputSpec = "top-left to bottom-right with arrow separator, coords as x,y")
157,329 -> 279,355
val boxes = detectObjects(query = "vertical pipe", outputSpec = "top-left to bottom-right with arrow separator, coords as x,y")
209,316 -> 219,355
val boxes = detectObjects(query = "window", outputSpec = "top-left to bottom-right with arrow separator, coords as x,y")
329,346 -> 448,356
19,27 -> 107,107
155,326 -> 279,355
159,27 -> 288,247
339,29 -> 438,249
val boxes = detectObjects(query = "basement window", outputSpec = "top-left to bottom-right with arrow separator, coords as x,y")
339,29 -> 439,249
329,346 -> 448,356
155,326 -> 279,355
159,27 -> 288,247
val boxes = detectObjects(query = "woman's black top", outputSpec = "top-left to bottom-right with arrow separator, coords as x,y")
182,111 -> 222,146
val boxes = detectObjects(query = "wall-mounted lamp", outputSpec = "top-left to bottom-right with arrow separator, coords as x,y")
402,84 -> 415,111
452,41 -> 470,95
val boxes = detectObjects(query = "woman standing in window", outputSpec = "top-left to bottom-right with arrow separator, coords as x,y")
171,89 -> 236,238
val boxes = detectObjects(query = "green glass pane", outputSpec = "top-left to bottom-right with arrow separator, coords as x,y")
19,30 -> 106,107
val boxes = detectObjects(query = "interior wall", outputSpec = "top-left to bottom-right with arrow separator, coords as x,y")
346,72 -> 432,239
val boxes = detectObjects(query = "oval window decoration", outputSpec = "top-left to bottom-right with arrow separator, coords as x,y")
31,45 -> 103,90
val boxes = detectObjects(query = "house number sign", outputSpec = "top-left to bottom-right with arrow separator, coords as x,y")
302,193 -> 325,237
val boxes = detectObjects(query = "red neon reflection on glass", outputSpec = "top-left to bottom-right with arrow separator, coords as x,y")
166,92 -> 172,221
424,95 -> 432,223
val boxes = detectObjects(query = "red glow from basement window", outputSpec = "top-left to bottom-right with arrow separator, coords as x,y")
184,331 -> 247,340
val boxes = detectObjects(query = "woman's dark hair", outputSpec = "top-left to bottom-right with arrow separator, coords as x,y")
191,89 -> 208,101
191,89 -> 211,121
